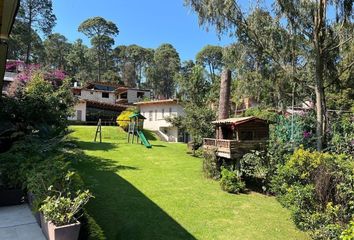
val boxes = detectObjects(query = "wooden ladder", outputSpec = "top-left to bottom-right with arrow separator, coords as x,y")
94,119 -> 102,143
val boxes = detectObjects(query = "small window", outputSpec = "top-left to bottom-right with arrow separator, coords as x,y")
169,107 -> 172,116
162,109 -> 165,118
120,92 -> 127,99
102,92 -> 109,98
137,91 -> 145,98
149,111 -> 153,121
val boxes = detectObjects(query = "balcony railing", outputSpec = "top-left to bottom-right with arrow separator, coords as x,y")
203,138 -> 267,159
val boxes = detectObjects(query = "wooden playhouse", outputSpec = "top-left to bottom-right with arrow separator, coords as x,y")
203,116 -> 270,159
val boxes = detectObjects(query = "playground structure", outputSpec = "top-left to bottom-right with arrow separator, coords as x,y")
127,113 -> 152,148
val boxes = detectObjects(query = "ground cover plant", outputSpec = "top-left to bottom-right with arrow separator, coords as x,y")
69,125 -> 309,240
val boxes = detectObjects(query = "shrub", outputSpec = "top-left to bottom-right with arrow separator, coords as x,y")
341,219 -> 354,240
116,108 -> 136,131
271,148 -> 354,239
202,148 -> 220,179
220,168 -> 245,194
240,150 -> 268,177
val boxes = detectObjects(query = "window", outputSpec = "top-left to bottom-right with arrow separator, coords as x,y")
102,92 -> 109,98
119,92 -> 127,99
169,107 -> 172,116
162,109 -> 165,118
155,110 -> 157,120
137,91 -> 145,98
149,111 -> 153,121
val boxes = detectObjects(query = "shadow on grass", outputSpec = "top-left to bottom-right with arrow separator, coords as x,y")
151,144 -> 167,148
72,150 -> 195,240
142,130 -> 157,141
76,141 -> 117,151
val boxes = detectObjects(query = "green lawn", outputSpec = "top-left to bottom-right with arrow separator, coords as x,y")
70,126 -> 309,240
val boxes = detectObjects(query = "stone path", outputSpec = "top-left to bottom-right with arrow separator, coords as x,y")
0,204 -> 45,240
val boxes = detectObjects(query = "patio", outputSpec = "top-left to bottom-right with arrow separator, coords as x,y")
0,204 -> 45,240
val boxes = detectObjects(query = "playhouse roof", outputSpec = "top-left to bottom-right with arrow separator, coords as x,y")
212,116 -> 269,126
129,113 -> 146,119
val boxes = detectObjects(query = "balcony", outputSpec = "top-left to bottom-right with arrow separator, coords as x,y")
203,138 -> 267,159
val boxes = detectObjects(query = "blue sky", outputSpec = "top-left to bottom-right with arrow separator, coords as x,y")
52,0 -> 234,61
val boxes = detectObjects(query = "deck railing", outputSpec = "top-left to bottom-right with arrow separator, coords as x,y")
203,138 -> 267,158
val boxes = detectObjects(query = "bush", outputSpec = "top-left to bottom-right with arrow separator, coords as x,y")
202,148 -> 220,179
341,219 -> 354,240
240,150 -> 268,176
271,148 -> 354,239
220,168 -> 245,194
116,108 -> 136,131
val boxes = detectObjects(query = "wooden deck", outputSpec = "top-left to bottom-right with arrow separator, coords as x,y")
203,138 -> 267,159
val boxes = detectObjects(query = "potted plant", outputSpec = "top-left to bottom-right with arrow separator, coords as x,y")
39,188 -> 92,240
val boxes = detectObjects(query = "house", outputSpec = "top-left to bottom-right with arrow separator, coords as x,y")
134,99 -> 189,143
69,82 -> 151,123
203,116 -> 270,159
2,60 -> 25,95
116,87 -> 151,104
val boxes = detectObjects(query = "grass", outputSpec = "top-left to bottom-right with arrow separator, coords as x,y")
69,126 -> 309,240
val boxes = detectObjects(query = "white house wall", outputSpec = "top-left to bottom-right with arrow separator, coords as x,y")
127,89 -> 151,104
80,90 -> 116,104
139,103 -> 185,142
68,102 -> 87,121
140,103 -> 184,130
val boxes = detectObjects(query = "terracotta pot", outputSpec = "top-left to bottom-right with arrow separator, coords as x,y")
40,213 -> 81,240
0,189 -> 24,206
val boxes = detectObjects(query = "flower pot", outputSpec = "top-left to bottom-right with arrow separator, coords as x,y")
40,213 -> 81,240
0,189 -> 24,206
48,221 -> 81,240
40,213 -> 49,239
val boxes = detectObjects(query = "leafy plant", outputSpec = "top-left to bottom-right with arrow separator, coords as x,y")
271,148 -> 354,238
202,147 -> 220,179
341,219 -> 354,240
220,168 -> 245,194
40,188 -> 93,226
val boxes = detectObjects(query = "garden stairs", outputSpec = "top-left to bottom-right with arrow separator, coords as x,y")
154,130 -> 169,142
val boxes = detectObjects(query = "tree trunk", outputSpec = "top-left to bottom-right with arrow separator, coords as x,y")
25,5 -> 33,64
313,0 -> 327,151
218,68 -> 231,120
218,69 -> 231,139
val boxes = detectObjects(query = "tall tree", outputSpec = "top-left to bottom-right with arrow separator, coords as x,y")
196,45 -> 223,82
16,0 -> 56,63
113,45 -> 154,87
185,0 -> 354,150
44,33 -> 71,70
78,17 -> 119,81
66,39 -> 92,82
176,61 -> 210,105
146,43 -> 181,98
